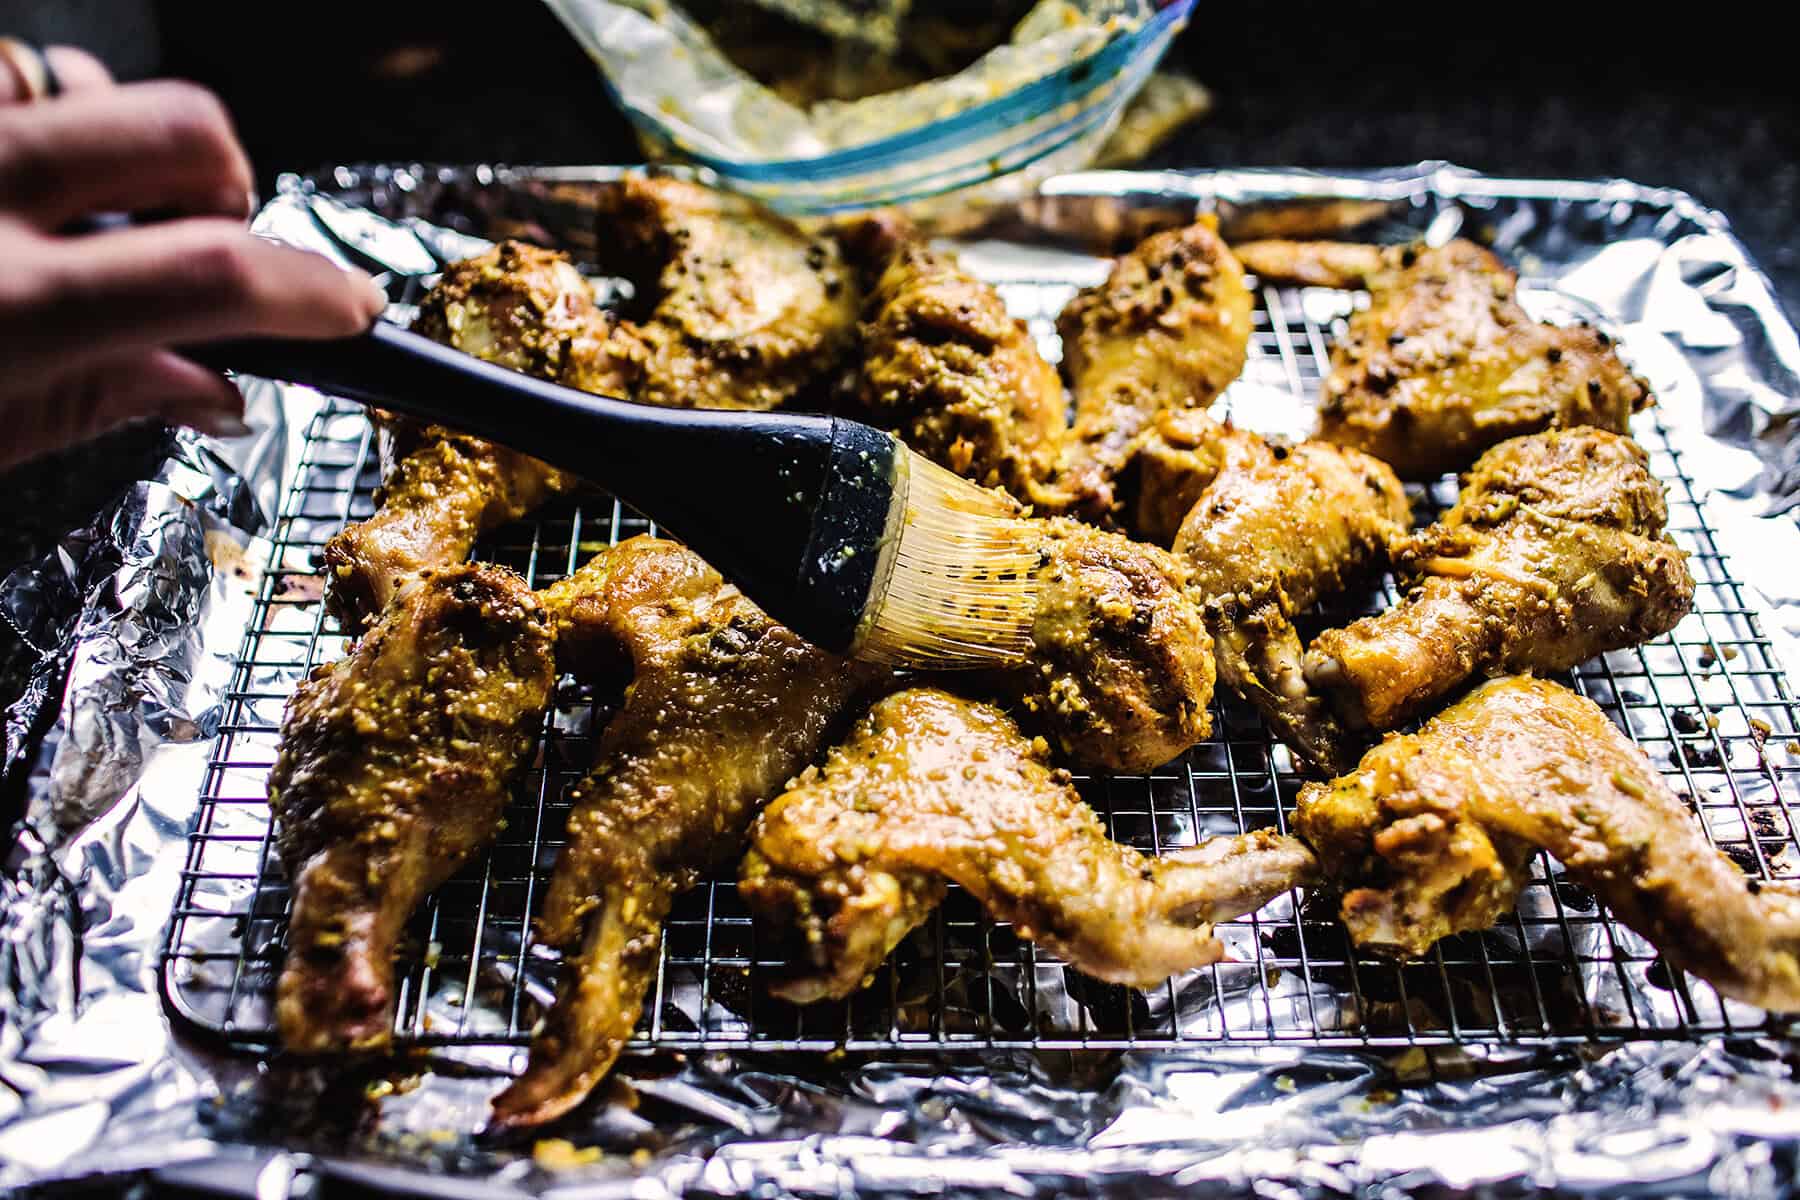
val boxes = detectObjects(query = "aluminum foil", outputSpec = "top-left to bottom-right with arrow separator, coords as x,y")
6,163 -> 1800,1197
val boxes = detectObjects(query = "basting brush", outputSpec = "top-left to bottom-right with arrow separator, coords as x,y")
193,321 -> 1043,668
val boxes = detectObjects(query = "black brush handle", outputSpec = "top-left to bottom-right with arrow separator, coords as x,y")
189,322 -> 897,650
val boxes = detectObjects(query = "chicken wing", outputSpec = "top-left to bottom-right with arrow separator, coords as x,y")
321,242 -> 618,625
999,518 -> 1215,773
597,175 -> 860,412
269,563 -> 555,1052
1057,217 -> 1254,520
847,219 -> 1071,508
1174,442 -> 1410,773
488,537 -> 872,1129
1305,428 -> 1694,731
1237,238 -> 1651,478
1126,407 -> 1274,547
740,687 -> 1319,1002
846,214 -> 1253,522
1292,676 -> 1800,1011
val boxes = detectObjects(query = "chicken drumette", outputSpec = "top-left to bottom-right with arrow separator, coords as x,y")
488,537 -> 873,1129
999,518 -> 1215,773
740,687 -> 1319,1002
1293,676 -> 1800,1011
1057,217 -> 1254,520
1236,238 -> 1651,478
269,563 -> 555,1051
1305,427 -> 1694,732
1174,441 -> 1410,773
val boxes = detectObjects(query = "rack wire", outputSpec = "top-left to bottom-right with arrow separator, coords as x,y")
160,267 -> 1800,1058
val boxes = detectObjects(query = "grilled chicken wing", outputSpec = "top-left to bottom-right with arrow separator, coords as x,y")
1000,519 -> 1215,773
1305,428 -> 1694,731
598,175 -> 859,412
740,687 -> 1318,1002
1058,217 -> 1254,520
1174,442 -> 1409,773
489,537 -> 871,1129
1237,238 -> 1651,478
269,563 -> 555,1052
846,215 -> 1252,522
320,242 -> 616,626
1293,676 -> 1800,1011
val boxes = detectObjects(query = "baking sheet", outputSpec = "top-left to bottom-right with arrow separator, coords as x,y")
5,163 -> 1800,1196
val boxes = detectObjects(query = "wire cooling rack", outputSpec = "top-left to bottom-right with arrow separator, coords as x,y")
159,267 -> 1800,1057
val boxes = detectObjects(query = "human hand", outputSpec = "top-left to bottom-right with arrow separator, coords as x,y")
0,44 -> 387,469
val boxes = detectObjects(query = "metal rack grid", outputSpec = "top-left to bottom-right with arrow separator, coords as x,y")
160,269 -> 1800,1057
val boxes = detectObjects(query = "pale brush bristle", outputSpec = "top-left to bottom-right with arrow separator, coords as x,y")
856,452 -> 1041,669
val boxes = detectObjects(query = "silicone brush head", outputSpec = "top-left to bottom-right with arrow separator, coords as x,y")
850,448 -> 1041,670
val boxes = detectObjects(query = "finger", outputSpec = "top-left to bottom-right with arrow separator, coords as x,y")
0,80 -> 254,227
44,47 -> 114,95
12,220 -> 386,377
0,349 -> 243,469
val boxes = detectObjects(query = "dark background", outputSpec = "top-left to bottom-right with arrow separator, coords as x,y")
150,1 -> 1797,313
3,0 -> 1797,623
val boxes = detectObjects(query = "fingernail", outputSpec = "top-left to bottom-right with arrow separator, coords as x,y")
349,268 -> 389,318
189,411 -> 254,439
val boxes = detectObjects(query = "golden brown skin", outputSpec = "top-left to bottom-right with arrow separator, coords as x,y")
597,175 -> 859,412
1059,217 -> 1254,519
846,215 -> 1253,522
1127,408 -> 1275,546
321,242 -> 609,626
269,563 -> 555,1052
1306,428 -> 1695,731
1237,238 -> 1651,479
1293,676 -> 1800,1011
489,537 -> 872,1129
849,226 -> 1071,507
409,240 -> 633,393
740,688 -> 1319,1002
999,519 -> 1215,773
1175,443 -> 1410,774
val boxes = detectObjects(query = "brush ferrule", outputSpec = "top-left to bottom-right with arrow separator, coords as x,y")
791,420 -> 904,654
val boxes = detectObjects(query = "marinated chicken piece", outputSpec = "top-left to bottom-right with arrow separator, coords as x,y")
321,242 -> 619,625
1127,407 -> 1275,546
598,175 -> 860,412
489,537 -> 872,1129
1293,676 -> 1800,1011
321,422 -> 573,629
1306,428 -> 1694,731
1233,239 -> 1390,290
1237,238 -> 1651,478
741,688 -> 1318,1002
1175,442 -> 1409,773
848,220 -> 1070,508
846,214 -> 1253,522
410,240 -> 635,394
269,563 -> 555,1052
998,519 -> 1214,773
1059,216 -> 1254,520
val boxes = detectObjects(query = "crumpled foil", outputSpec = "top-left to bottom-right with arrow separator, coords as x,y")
5,163 -> 1800,1197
